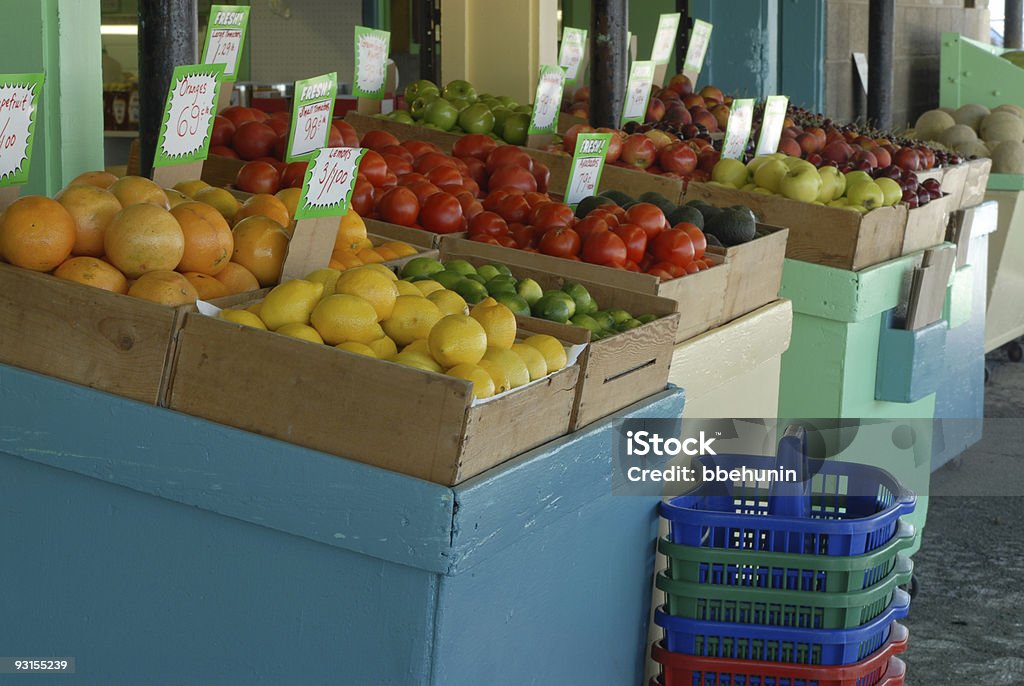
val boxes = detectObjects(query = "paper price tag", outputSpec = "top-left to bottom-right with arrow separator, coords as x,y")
528,66 -> 566,136
565,132 -> 611,207
558,28 -> 588,83
620,61 -> 656,127
755,95 -> 790,157
201,5 -> 250,81
721,98 -> 755,160
651,13 -> 681,64
286,73 -> 338,163
0,73 -> 43,187
682,20 -> 713,85
295,147 -> 367,220
154,64 -> 225,167
353,26 -> 391,99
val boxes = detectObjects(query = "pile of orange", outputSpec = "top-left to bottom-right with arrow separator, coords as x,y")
329,210 -> 418,270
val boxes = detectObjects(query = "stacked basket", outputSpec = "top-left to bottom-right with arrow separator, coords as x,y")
651,426 -> 917,686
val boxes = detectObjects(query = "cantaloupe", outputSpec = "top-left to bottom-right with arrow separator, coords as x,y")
992,103 -> 1024,119
991,140 -> 1024,173
953,103 -> 990,131
938,124 -> 978,148
914,109 -> 956,141
956,140 -> 991,159
981,111 -> 1024,143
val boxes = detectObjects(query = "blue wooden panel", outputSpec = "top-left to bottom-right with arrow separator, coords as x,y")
689,0 -> 779,96
875,310 -> 948,403
779,0 -> 826,111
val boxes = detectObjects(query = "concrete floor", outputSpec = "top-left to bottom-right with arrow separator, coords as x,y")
903,351 -> 1024,684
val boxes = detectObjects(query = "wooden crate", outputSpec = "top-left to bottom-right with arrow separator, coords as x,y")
364,218 -> 450,249
201,154 -> 246,188
0,263 -> 185,405
165,302 -> 583,485
902,194 -> 953,255
937,163 -> 968,209
962,157 -> 992,208
707,225 -> 789,326
439,238 -> 680,429
683,182 -> 909,271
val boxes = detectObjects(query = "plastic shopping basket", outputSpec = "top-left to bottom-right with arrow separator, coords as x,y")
650,622 -> 908,686
654,588 -> 910,665
658,518 -> 916,593
659,427 -> 916,556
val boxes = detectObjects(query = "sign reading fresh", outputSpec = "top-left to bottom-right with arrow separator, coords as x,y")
721,98 -> 755,159
295,147 -> 367,220
682,19 -> 713,86
154,64 -> 225,167
621,61 -> 656,127
565,132 -> 612,207
353,26 -> 391,99
528,65 -> 566,138
0,73 -> 43,187
201,5 -> 250,81
558,27 -> 588,84
756,95 -> 790,157
286,73 -> 338,162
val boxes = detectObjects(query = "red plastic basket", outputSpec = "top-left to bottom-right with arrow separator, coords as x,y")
652,623 -> 907,686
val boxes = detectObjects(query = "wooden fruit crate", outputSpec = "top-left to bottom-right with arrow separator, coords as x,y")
439,238 -> 680,430
902,194 -> 953,255
706,225 -> 789,327
363,217 -> 451,250
200,153 -> 246,188
963,157 -> 992,207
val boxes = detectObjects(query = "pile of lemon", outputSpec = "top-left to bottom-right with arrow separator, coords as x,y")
219,263 -> 567,399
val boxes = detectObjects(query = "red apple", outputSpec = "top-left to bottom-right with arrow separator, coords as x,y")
682,93 -> 706,109
667,73 -> 693,96
852,150 -> 878,168
796,132 -> 820,157
871,146 -> 892,168
659,141 -> 698,175
645,97 -> 666,123
822,141 -> 853,165
711,104 -> 731,131
664,102 -> 692,126
697,148 -> 721,173
893,147 -> 921,171
563,124 -> 596,153
699,85 -> 724,105
691,108 -> 718,133
620,134 -> 658,169
597,128 -> 624,162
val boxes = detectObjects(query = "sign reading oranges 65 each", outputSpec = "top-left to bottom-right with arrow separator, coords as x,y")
201,4 -> 250,81
295,147 -> 367,220
154,64 -> 225,168
0,73 -> 44,187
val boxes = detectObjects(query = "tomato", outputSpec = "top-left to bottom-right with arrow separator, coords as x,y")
468,211 -> 509,237
574,215 -> 610,243
397,172 -> 428,187
419,192 -> 464,234
221,106 -> 259,129
381,144 -> 414,163
470,234 -> 501,246
648,267 -> 675,282
512,224 -> 539,248
488,164 -> 538,193
624,202 -> 667,240
676,223 -> 706,260
684,262 -> 701,275
623,259 -> 641,272
211,145 -> 239,159
532,162 -> 551,194
235,161 -> 280,194
529,202 -> 574,230
651,229 -> 695,267
456,193 -> 484,221
453,133 -> 498,162
582,231 -> 628,267
266,118 -> 289,136
486,145 -> 533,173
272,134 -> 288,160
358,150 -> 389,187
497,194 -> 532,224
277,161 -> 307,189
333,120 -> 360,147
427,164 -> 464,189
381,153 -> 413,177
380,172 -> 398,188
408,180 -> 442,206
524,192 -> 552,207
360,130 -> 401,151
415,152 -> 457,175
483,190 -> 511,212
401,139 -> 441,159
496,235 -> 518,248
255,156 -> 285,174
649,261 -> 686,278
460,178 -> 481,198
613,223 -> 648,263
211,115 -> 236,147
539,226 -> 581,258
377,186 -> 420,226
450,157 -> 470,176
460,156 -> 487,187
587,207 -> 620,227
351,175 -> 374,215
232,121 -> 278,160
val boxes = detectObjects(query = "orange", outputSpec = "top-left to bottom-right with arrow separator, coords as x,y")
380,241 -> 418,258
275,187 -> 301,218
231,216 -> 290,286
213,261 -> 260,295
0,196 -> 77,271
232,193 -> 290,228
335,209 -> 369,251
104,204 -> 185,278
68,170 -> 118,189
182,271 -> 229,300
53,256 -> 128,294
109,176 -> 170,209
194,186 -> 241,222
170,201 -> 234,275
374,246 -> 399,261
128,270 -> 198,306
55,184 -> 123,257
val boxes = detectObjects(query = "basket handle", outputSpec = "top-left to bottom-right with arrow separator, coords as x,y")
891,519 -> 917,554
768,425 -> 810,518
892,554 -> 914,587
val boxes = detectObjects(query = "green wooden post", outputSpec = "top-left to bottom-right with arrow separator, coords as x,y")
0,0 -> 104,195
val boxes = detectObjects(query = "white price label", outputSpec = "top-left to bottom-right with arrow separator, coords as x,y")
529,66 -> 565,135
293,100 -> 332,159
721,98 -> 755,160
755,95 -> 790,157
559,28 -> 588,81
651,13 -> 681,64
158,69 -> 222,163
203,29 -> 242,76
621,61 -> 656,126
296,147 -> 366,219
682,20 -> 713,84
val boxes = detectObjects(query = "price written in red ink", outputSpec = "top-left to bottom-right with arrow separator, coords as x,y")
308,148 -> 358,208
0,90 -> 30,152
299,101 -> 331,142
175,77 -> 214,139
209,29 -> 240,62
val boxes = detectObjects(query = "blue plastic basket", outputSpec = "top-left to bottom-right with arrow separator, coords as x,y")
654,588 -> 911,666
659,427 -> 916,556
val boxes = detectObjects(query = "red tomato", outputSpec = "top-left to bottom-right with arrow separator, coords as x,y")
272,134 -> 288,160
381,153 -> 413,177
461,156 -> 487,186
624,202 -> 667,240
496,235 -> 518,248
532,162 -> 551,194
582,231 -> 628,267
232,121 -> 278,161
360,130 -> 401,151
587,208 -> 620,227
235,161 -> 280,194
677,223 -> 706,260
377,186 -> 420,226
381,144 -> 414,163
427,165 -> 464,188
470,234 -> 502,246
497,194 -> 532,224
684,262 -> 701,274
450,157 -> 470,176
351,175 -> 374,215
483,190 -> 511,212
256,156 -> 286,175
456,193 -> 484,221
468,211 -> 509,237
211,145 -> 239,159
488,164 -> 538,193
408,180 -> 443,206
401,139 -> 440,159
415,152 -> 457,175
333,120 -> 360,147
419,192 -> 464,234
460,178 -> 481,198
539,227 -> 581,258
486,145 -> 533,173
623,259 -> 641,272
266,118 -> 289,136
397,172 -> 428,187
380,172 -> 398,188
651,229 -> 695,267
574,216 -> 610,243
524,192 -> 552,207
613,223 -> 648,263
211,116 -> 236,147
359,150 -> 389,187
220,106 -> 259,129
453,134 -> 498,162
512,224 -> 539,248
649,261 -> 686,278
648,267 -> 675,282
529,202 -> 574,230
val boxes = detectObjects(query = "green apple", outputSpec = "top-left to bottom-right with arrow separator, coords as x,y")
492,107 -> 512,132
442,79 -> 478,103
741,183 -> 758,192
410,94 -> 439,120
515,105 -> 533,115
711,158 -> 750,189
875,177 -> 902,206
423,97 -> 460,131
388,110 -> 415,124
497,95 -> 518,109
753,187 -> 776,195
500,112 -> 530,145
480,97 -> 503,110
817,167 -> 843,202
816,170 -> 837,203
752,158 -> 788,193
446,97 -> 471,113
746,156 -> 775,174
458,103 -> 496,134
404,79 -> 440,102
843,170 -> 873,190
779,168 -> 823,203
846,180 -> 884,210
827,198 -> 849,208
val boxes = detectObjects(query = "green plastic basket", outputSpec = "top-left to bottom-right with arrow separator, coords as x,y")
659,519 -> 916,594
656,555 -> 913,629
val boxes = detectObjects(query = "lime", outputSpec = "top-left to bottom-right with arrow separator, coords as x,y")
562,282 -> 596,315
516,278 -> 544,306
607,308 -> 632,325
570,313 -> 602,335
531,292 -> 574,323
432,270 -> 466,290
617,318 -> 644,332
454,277 -> 490,305
476,264 -> 502,282
636,313 -> 659,324
486,275 -> 518,294
591,311 -> 615,330
400,257 -> 445,280
493,293 -> 531,317
444,259 -> 478,276
465,273 -> 488,285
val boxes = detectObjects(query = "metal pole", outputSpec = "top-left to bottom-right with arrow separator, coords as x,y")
1007,0 -> 1023,49
416,0 -> 441,83
867,0 -> 894,130
590,0 -> 629,128
675,0 -> 690,80
137,0 -> 198,178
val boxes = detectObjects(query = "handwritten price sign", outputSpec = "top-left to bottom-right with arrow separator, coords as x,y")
295,147 -> 367,219
528,66 -> 565,136
721,98 -> 755,160
154,64 -> 224,167
621,61 -> 656,127
287,73 -> 337,162
558,27 -> 588,83
0,73 -> 43,187
353,26 -> 391,99
201,5 -> 250,81
651,13 -> 681,64
565,132 -> 611,207
682,20 -> 713,86
756,95 -> 790,157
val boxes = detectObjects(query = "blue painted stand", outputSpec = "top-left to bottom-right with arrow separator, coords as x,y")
0,363 -> 683,686
876,310 -> 948,403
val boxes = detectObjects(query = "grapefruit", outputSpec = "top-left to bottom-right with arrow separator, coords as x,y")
231,216 -> 290,286
53,256 -> 128,294
128,270 -> 198,306
56,184 -> 123,257
232,193 -> 290,228
104,204 -> 185,278
109,176 -> 170,209
213,261 -> 260,295
170,201 -> 234,275
0,196 -> 77,271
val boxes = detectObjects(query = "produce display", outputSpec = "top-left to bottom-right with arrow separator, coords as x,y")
911,103 -> 1024,173
210,105 -> 360,162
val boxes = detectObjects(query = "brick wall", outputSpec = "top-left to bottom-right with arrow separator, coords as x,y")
825,0 -> 990,129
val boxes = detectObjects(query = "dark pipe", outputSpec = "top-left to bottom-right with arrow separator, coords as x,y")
417,0 -> 441,83
867,0 -> 894,129
1007,0 -> 1023,49
590,0 -> 629,128
138,0 -> 198,178
675,0 -> 690,79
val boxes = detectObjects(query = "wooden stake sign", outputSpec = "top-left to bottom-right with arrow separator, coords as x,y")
565,132 -> 611,207
682,20 -> 713,87
202,4 -> 250,111
152,63 -> 225,187
353,26 -> 391,115
650,13 -> 681,87
620,61 -> 656,127
0,72 -> 44,207
558,27 -> 588,99
755,95 -> 790,157
286,73 -> 337,163
526,65 -> 565,149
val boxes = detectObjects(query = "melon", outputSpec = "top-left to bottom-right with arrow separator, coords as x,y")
956,140 -> 991,159
991,140 -> 1024,173
992,103 -> 1024,119
938,124 -> 978,148
981,111 -> 1024,143
953,103 -> 990,131
913,109 -> 956,141
939,107 -> 956,116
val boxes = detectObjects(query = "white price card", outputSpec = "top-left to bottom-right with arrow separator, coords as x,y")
651,13 -> 681,64
559,27 -> 588,83
528,65 -> 566,136
621,61 -> 656,127
0,73 -> 43,187
201,5 -> 250,81
286,73 -> 338,162
721,98 -> 756,160
565,132 -> 611,207
682,20 -> 713,85
154,64 -> 225,167
755,96 -> 790,157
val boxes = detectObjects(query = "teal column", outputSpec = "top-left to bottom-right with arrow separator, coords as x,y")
689,0 -> 779,96
0,0 -> 104,195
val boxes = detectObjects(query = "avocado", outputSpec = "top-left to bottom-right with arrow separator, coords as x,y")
705,233 -> 724,248
599,189 -> 634,207
667,205 -> 705,229
637,192 -> 676,217
575,194 -> 615,218
704,206 -> 756,246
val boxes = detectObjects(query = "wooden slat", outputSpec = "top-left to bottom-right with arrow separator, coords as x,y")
708,225 -> 789,325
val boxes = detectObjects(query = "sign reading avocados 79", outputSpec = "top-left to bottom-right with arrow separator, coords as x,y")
565,132 -> 612,207
154,64 -> 225,167
0,73 -> 44,187
295,147 -> 367,220
287,73 -> 338,163
353,26 -> 391,99
201,5 -> 250,82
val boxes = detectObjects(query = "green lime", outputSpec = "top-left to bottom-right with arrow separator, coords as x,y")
444,259 -> 478,276
465,273 -> 488,285
617,318 -> 644,332
454,278 -> 490,305
636,313 -> 659,324
432,270 -> 466,290
607,309 -> 632,325
492,263 -> 512,277
570,313 -> 602,334
487,274 -> 517,289
531,292 -> 574,323
476,264 -> 502,281
494,293 -> 531,316
516,278 -> 544,306
591,311 -> 615,330
400,257 -> 445,279
562,282 -> 596,316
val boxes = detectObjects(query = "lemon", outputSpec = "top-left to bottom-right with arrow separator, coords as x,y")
392,350 -> 443,373
428,289 -> 468,316
403,339 -> 432,356
246,301 -> 263,316
310,294 -> 384,345
477,359 -> 511,394
336,341 -> 376,357
194,186 -> 241,223
259,279 -> 325,330
219,309 -> 267,330
511,343 -> 548,381
447,363 -> 496,399
335,267 -> 399,321
523,334 -> 567,373
470,298 -> 517,349
306,267 -> 343,295
380,241 -> 418,258
413,279 -> 445,296
276,322 -> 324,344
428,314 -> 487,368
276,187 -> 301,218
482,347 -> 530,388
382,296 -> 442,346
174,179 -> 209,198
395,280 -> 422,297
367,336 -> 399,359
360,262 -> 399,281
